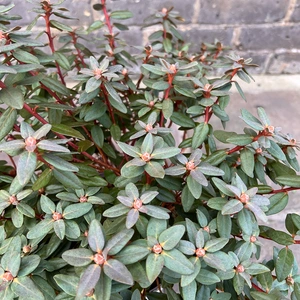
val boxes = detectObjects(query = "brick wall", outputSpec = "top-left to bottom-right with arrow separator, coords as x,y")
5,0 -> 300,74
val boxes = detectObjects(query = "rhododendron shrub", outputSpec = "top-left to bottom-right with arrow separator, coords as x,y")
0,1 -> 300,299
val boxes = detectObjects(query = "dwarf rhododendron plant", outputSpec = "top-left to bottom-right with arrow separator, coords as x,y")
0,1 -> 299,299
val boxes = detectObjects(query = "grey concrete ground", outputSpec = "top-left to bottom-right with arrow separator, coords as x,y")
223,75 -> 300,265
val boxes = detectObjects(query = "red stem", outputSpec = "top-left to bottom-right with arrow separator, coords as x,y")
43,12 -> 66,85
267,187 -> 300,194
22,103 -> 120,174
70,32 -> 86,70
101,0 -> 115,50
102,84 -> 116,124
204,107 -> 210,124
227,145 -> 244,155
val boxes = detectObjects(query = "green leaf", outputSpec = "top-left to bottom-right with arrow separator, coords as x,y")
233,273 -> 244,295
240,148 -> 254,177
196,269 -> 220,285
267,192 -> 288,215
53,169 -> 84,189
103,259 -> 133,285
41,77 -> 70,96
37,140 -> 70,152
152,81 -> 170,90
50,20 -> 72,31
110,10 -> 133,19
0,86 -> 24,109
16,202 -> 35,218
104,83 -> 127,113
54,274 -> 79,296
11,276 -> 44,300
159,225 -> 185,250
55,52 -> 71,70
146,253 -> 165,283
17,151 -> 37,185
62,248 -> 93,267
115,245 -> 149,265
51,124 -> 85,140
187,175 -> 202,199
217,212 -> 232,238
13,49 -> 39,64
205,238 -> 228,252
76,264 -> 101,300
54,219 -> 65,240
267,229 -> 294,245
181,257 -> 201,287
162,99 -> 174,119
250,291 -> 277,300
18,255 -> 41,277
267,140 -> 286,161
222,199 -> 243,215
234,81 -> 246,101
145,161 -> 165,178
32,168 -> 53,191
240,109 -> 264,130
91,125 -> 104,147
1,251 -> 21,277
27,218 -> 54,239
163,38 -> 172,52
182,281 -> 197,300
276,175 -> 300,187
117,142 -> 140,158
227,134 -> 253,146
198,162 -> 224,176
142,64 -> 165,76
275,248 -> 294,282
174,85 -> 196,98
0,108 -> 17,141
43,154 -> 79,172
163,248 -> 194,275
151,147 -> 180,159
170,112 -> 195,128
191,122 -> 209,149
65,220 -> 81,239
88,219 -> 105,252
244,263 -> 269,277
203,252 -> 231,271
63,203 -> 92,219
110,124 -> 121,141
105,229 -> 134,255
147,218 -> 167,239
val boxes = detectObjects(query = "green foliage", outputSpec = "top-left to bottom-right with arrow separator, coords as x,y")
0,1 -> 299,299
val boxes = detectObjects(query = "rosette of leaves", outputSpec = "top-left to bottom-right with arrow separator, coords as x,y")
132,91 -> 162,118
56,187 -> 105,205
176,219 -> 231,290
61,219 -> 134,299
0,238 -> 43,299
0,188 -> 34,228
130,111 -> 171,140
213,174 -> 270,223
216,250 -> 269,295
27,195 -> 92,240
103,183 -> 169,228
165,149 -> 225,199
118,133 -> 181,178
270,246 -> 300,298
142,218 -> 195,284
79,56 -> 121,93
0,122 -> 69,185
